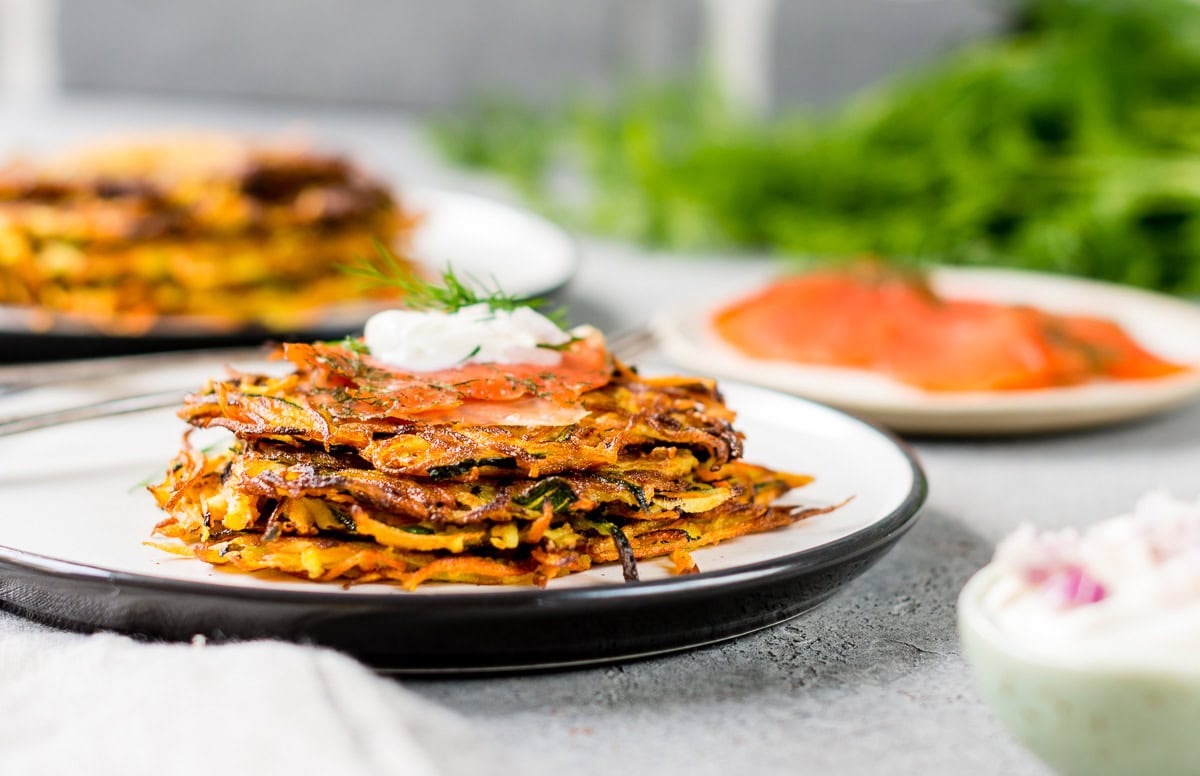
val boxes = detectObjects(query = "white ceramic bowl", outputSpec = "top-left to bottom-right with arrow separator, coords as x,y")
958,564 -> 1200,776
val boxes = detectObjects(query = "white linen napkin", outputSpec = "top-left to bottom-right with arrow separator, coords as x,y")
0,613 -> 494,776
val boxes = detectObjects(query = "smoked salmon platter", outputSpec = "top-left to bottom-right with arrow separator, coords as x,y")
656,266 -> 1200,434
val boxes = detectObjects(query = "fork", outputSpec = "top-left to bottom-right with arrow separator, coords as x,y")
0,346 -> 266,397
606,325 -> 656,362
0,326 -> 658,438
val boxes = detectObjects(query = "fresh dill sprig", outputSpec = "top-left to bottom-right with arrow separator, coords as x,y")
340,239 -> 570,326
320,334 -> 371,353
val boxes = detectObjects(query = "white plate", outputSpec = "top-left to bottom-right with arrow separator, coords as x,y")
402,187 -> 577,301
0,373 -> 924,669
655,267 -> 1200,435
0,377 -> 918,593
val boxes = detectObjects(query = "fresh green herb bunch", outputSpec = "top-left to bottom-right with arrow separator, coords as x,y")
433,0 -> 1200,295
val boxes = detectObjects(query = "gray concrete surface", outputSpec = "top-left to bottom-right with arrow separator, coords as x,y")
5,98 -> 1197,775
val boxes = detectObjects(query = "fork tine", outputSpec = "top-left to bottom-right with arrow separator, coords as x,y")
607,326 -> 656,362
0,389 -> 186,438
0,332 -> 661,438
0,346 -> 266,399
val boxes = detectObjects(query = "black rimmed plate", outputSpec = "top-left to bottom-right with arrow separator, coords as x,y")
0,379 -> 925,672
0,187 -> 579,361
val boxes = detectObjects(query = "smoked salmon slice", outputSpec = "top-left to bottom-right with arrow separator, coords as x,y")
279,334 -> 612,419
713,266 -> 1189,392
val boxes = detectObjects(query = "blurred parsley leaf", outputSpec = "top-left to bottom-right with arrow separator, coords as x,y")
431,0 -> 1200,295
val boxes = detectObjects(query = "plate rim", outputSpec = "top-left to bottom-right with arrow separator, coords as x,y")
0,382 -> 927,608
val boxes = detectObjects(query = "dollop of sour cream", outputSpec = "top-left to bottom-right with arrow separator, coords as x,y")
363,303 -> 571,372
980,492 -> 1200,669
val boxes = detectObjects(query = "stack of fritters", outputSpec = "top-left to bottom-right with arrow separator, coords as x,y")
0,136 -> 417,332
150,341 -> 831,588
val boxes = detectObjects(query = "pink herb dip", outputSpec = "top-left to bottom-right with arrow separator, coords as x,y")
978,492 -> 1200,668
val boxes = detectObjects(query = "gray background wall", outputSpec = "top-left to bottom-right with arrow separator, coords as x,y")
3,0 -> 1005,110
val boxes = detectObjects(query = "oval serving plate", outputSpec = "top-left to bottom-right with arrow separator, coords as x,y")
0,378 -> 924,672
0,186 -> 578,360
655,267 -> 1200,435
